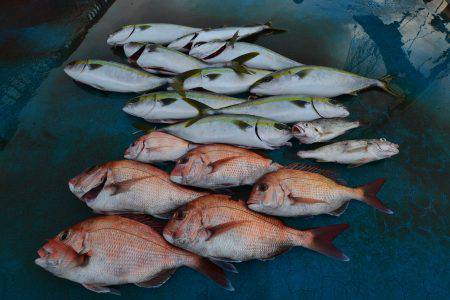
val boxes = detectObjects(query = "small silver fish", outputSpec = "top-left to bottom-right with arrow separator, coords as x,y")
64,60 -> 169,93
293,118 -> 360,144
107,23 -> 201,46
297,138 -> 399,167
250,66 -> 402,98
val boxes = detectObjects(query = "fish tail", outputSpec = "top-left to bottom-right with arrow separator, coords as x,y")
378,75 -> 405,99
187,256 -> 234,291
263,21 -> 287,34
290,224 -> 350,261
357,178 -> 393,214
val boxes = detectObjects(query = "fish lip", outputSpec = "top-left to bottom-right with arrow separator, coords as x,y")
291,125 -> 305,137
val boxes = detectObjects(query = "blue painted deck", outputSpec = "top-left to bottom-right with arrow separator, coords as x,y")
0,0 -> 448,299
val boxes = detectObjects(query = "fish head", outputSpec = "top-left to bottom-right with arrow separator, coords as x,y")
292,121 -> 321,144
247,174 -> 285,212
369,138 -> 400,158
68,164 -> 108,202
256,120 -> 292,148
189,41 -> 226,59
64,60 -> 88,80
35,239 -> 86,276
170,152 -> 206,185
313,100 -> 349,118
163,204 -> 203,247
122,94 -> 156,119
107,25 -> 135,45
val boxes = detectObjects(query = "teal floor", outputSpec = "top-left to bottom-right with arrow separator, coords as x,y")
0,0 -> 449,299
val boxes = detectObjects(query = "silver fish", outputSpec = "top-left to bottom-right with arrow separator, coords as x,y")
123,91 -> 246,123
292,118 -> 360,144
167,23 -> 274,51
107,23 -> 200,46
297,138 -> 400,167
209,96 -> 349,123
250,66 -> 402,98
190,41 -> 302,70
161,114 -> 292,150
64,60 -> 169,93
134,44 -> 211,75
175,67 -> 271,95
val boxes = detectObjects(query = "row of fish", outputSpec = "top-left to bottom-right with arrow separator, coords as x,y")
37,21 -> 401,295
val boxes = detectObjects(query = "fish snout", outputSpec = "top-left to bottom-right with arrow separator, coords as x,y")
292,124 -> 305,137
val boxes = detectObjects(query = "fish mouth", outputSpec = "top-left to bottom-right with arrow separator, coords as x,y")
291,125 -> 305,137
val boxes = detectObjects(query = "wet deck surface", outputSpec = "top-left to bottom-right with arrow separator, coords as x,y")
0,0 -> 448,299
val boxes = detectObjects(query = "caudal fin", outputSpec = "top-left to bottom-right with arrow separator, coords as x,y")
378,75 -> 405,99
358,178 -> 393,214
291,224 -> 349,261
188,256 -> 234,291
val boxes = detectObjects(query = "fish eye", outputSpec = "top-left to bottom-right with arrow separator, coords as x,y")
258,183 -> 269,192
59,230 -> 69,241
380,138 -> 387,142
179,157 -> 189,164
304,123 -> 308,127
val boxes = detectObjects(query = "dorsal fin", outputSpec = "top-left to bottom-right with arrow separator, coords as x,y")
283,163 -> 346,185
119,214 -> 165,234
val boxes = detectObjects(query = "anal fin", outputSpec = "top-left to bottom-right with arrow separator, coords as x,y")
327,201 -> 349,217
135,269 -> 176,288
82,284 -> 120,295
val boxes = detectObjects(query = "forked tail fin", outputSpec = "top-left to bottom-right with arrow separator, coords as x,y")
290,224 -> 350,261
358,178 -> 393,214
187,256 -> 234,291
378,75 -> 405,99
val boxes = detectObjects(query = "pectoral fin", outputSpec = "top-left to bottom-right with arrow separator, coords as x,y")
83,284 -> 120,295
208,156 -> 241,173
347,158 -> 371,168
328,201 -> 349,217
135,269 -> 176,288
106,176 -> 153,195
205,221 -> 247,242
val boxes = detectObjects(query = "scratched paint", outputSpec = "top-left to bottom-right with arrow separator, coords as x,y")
0,0 -> 448,299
